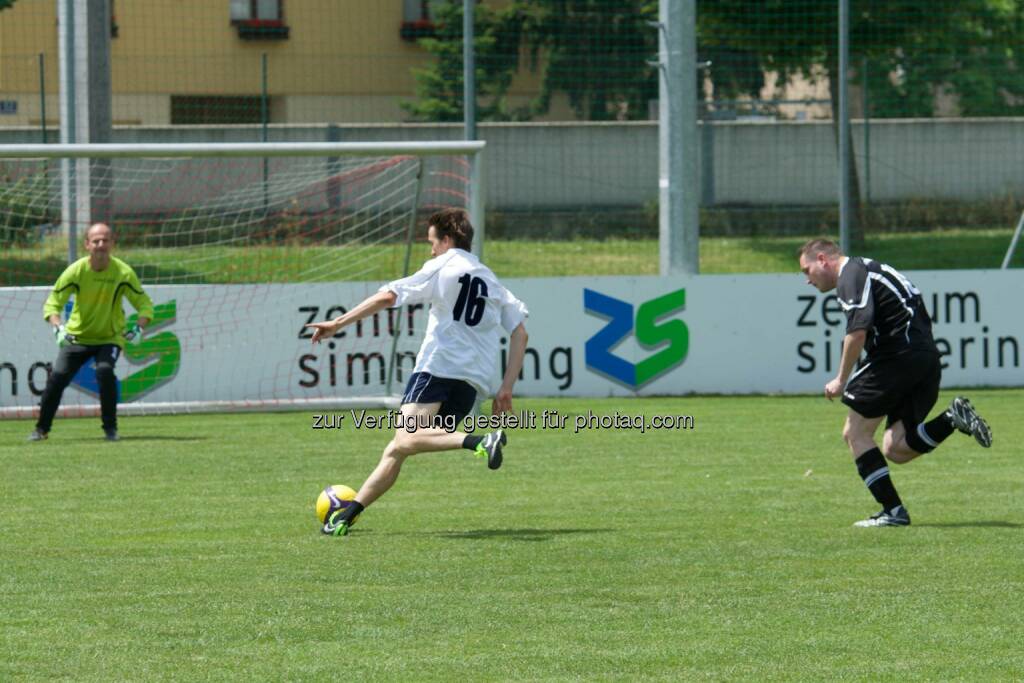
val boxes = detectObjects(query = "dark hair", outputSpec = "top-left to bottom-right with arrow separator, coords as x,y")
428,208 -> 473,251
797,238 -> 842,260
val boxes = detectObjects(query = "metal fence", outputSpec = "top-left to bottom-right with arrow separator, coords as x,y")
1,0 -> 1023,276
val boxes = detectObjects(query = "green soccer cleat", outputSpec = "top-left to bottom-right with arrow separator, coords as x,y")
474,429 -> 507,470
321,509 -> 351,536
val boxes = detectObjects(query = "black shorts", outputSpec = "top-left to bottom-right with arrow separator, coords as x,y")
401,372 -> 477,424
841,351 -> 941,429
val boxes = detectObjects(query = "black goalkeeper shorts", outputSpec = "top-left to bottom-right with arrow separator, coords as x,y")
841,351 -> 942,429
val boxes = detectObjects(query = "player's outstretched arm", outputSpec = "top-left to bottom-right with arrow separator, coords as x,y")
493,323 -> 528,415
306,290 -> 398,344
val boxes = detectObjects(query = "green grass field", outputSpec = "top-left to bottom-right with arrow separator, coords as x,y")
4,228 -> 1021,285
2,390 -> 1022,680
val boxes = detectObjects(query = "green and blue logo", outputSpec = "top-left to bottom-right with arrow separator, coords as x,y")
71,300 -> 181,402
584,288 -> 689,388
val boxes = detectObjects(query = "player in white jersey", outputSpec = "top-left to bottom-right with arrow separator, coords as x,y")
307,208 -> 530,537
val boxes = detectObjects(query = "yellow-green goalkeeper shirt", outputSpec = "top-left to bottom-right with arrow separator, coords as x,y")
43,257 -> 155,348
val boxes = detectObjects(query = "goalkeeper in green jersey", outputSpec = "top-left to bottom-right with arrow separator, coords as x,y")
28,223 -> 154,442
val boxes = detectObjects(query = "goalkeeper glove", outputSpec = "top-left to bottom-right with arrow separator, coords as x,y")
124,323 -> 145,344
53,324 -> 76,347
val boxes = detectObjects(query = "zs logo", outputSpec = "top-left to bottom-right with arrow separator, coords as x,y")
70,299 -> 182,402
584,288 -> 689,388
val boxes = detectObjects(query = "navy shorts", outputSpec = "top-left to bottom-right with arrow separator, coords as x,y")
401,372 -> 477,424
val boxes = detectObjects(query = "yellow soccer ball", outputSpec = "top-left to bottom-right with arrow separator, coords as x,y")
315,484 -> 358,524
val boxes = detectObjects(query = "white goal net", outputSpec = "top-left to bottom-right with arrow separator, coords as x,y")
0,141 -> 484,418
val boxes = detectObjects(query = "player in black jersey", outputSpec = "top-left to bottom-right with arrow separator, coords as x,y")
798,239 -> 993,527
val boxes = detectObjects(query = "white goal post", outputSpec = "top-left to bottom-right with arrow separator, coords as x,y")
0,140 -> 485,418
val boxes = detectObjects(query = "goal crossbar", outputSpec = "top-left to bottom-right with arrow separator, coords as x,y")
0,141 -> 486,160
0,397 -> 402,420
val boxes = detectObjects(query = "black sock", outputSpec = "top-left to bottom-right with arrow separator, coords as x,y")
855,447 -> 903,513
905,415 -> 956,453
462,435 -> 483,451
924,414 -> 956,443
338,500 -> 364,524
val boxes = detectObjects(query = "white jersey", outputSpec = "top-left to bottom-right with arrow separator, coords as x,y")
382,249 -> 528,395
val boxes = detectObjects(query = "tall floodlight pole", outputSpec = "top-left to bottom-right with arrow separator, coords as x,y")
464,0 -> 484,259
58,0 -> 112,263
464,0 -> 477,142
838,0 -> 851,254
659,0 -> 699,275
58,0 -> 77,261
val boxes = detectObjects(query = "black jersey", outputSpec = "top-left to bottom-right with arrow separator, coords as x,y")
835,257 -> 938,360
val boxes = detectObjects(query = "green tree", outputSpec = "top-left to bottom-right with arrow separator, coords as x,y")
699,1 -> 1024,119
410,1 -> 1024,121
520,0 -> 659,120
857,1 -> 1024,118
405,1 -> 662,122
698,46 -> 765,103
700,0 -> 1024,242
403,1 -> 527,122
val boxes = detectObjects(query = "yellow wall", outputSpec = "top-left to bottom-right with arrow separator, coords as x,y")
0,0 -> 58,92
110,1 -> 429,95
0,0 -> 564,124
0,1 -> 431,97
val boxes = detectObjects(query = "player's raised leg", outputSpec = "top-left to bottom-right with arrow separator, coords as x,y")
888,411 -> 959,461
886,398 -> 993,465
387,371 -> 507,470
882,421 -> 918,464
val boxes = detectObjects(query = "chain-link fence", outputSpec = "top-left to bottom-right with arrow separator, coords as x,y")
1,0 -> 1023,279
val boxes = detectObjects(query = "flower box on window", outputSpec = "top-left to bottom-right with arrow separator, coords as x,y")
234,18 -> 290,40
400,19 -> 436,41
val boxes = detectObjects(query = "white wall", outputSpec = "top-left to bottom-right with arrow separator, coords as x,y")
2,118 -> 1024,210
